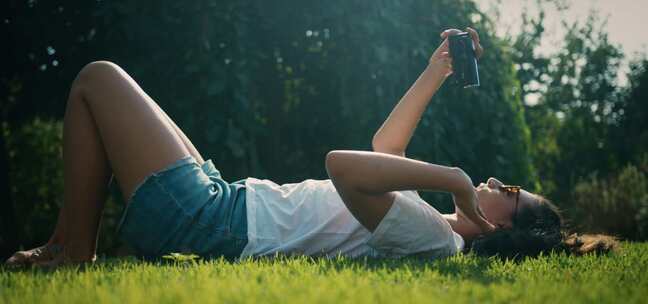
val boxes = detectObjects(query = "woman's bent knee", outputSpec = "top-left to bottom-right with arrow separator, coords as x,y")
81,60 -> 120,75
75,60 -> 122,89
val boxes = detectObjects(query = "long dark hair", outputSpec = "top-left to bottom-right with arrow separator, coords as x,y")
468,195 -> 618,259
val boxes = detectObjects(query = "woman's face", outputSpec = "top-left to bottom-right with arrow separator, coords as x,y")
475,177 -> 536,229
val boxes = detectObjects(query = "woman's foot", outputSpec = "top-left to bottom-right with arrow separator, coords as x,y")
4,243 -> 63,267
36,250 -> 97,269
5,244 -> 97,268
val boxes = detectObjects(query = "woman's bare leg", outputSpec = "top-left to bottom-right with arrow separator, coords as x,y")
56,72 -> 111,260
6,65 -> 115,264
45,76 -> 206,248
155,102 -> 205,165
61,60 -> 203,261
6,61 -> 213,266
7,61 -> 210,265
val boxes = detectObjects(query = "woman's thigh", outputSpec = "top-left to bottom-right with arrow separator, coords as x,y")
152,100 -> 205,166
73,61 -> 191,202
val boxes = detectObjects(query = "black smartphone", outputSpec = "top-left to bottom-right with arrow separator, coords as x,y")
448,32 -> 480,88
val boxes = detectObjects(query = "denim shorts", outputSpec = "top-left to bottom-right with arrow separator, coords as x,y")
116,155 -> 248,261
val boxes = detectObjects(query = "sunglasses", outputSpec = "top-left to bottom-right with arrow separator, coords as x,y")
498,185 -> 521,220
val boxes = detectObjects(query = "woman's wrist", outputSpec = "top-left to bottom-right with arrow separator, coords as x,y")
424,62 -> 449,85
449,167 -> 474,196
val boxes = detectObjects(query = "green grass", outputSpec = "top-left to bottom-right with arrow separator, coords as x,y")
2,243 -> 648,304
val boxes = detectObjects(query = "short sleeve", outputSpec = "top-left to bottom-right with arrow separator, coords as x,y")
367,191 -> 459,258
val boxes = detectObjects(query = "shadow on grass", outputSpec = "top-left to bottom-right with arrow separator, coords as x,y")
317,254 -> 507,284
1,252 -> 509,285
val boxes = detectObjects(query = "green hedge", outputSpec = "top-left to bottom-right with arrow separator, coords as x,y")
571,161 -> 648,240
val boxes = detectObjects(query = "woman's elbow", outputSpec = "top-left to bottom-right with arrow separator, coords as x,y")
325,150 -> 353,180
325,150 -> 342,177
371,136 -> 389,153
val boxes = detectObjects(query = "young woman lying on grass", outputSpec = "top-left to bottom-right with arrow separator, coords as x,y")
6,27 -> 617,267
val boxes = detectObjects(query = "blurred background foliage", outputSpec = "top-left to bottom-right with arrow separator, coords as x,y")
0,0 -> 646,259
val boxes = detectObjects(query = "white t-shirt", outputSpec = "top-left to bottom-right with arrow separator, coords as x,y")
239,177 -> 464,260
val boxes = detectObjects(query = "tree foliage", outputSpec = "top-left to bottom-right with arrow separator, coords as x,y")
613,59 -> 648,166
509,6 -> 628,202
82,0 -> 536,188
508,2 -> 648,240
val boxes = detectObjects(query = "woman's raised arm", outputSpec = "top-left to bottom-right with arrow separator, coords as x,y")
372,28 -> 482,157
371,34 -> 451,157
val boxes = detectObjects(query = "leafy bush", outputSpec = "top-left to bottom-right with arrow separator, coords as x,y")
6,118 -> 64,247
571,163 -> 648,240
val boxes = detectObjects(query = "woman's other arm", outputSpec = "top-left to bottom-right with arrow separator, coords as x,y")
326,150 -> 494,232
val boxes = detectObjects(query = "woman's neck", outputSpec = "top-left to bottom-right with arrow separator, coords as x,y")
442,209 -> 482,241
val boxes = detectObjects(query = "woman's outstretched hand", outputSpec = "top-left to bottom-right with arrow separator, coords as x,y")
428,27 -> 484,78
